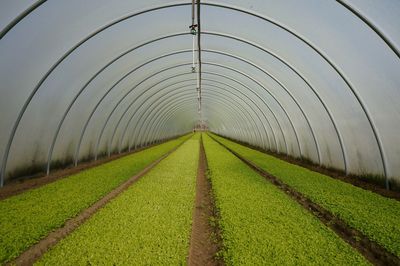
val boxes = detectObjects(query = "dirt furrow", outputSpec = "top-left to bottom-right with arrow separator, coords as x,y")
188,135 -> 223,266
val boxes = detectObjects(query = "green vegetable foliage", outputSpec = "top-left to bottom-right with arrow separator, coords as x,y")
203,134 -> 368,265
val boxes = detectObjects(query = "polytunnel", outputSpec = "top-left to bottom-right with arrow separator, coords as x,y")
1,1 -> 400,265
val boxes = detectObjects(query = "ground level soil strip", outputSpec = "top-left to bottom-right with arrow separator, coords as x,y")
0,136 -> 182,200
216,134 -> 400,201
188,135 -> 224,266
210,135 -> 400,266
9,141 -> 186,266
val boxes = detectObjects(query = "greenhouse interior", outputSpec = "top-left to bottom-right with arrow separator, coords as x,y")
0,1 -> 399,265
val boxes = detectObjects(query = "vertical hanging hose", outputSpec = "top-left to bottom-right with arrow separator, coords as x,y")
192,35 -> 196,72
197,0 -> 202,116
190,0 -> 202,117
191,0 -> 196,73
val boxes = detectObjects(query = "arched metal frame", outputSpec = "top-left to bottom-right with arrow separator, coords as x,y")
116,80 -> 272,154
148,93 -> 260,148
2,29 -> 350,182
89,56 -> 291,164
155,103 -> 242,146
138,89 -> 266,149
68,43 -> 323,172
64,42 -> 317,172
109,72 -> 279,158
134,90 -> 261,149
89,63 -> 291,166
133,97 -> 247,150
152,100 -> 247,147
0,1 -> 397,187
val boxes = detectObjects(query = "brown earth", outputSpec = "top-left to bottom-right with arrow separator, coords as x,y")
211,135 -> 400,266
188,135 -> 224,266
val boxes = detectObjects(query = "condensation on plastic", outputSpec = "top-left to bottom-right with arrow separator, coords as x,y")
0,0 -> 399,185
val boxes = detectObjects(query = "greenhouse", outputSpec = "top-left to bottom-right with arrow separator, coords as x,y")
0,1 -> 399,265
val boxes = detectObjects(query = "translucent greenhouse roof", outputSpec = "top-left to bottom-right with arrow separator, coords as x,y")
0,0 -> 400,186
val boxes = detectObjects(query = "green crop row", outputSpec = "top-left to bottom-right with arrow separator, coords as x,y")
0,134 -> 191,263
202,134 -> 368,265
210,133 -> 400,257
37,135 -> 199,265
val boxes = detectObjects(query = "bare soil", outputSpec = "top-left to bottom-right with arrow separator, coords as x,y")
188,135 -> 224,266
218,134 -> 400,201
8,143 -> 182,266
211,135 -> 400,266
0,137 -> 178,200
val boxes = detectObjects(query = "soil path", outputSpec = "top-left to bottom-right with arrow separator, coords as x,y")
188,135 -> 223,266
9,142 -> 183,266
210,134 -> 400,266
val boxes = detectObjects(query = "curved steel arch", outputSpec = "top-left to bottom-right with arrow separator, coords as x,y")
0,0 -> 47,38
117,85 -> 198,152
116,79 -> 272,154
155,106 -> 236,144
155,104 -> 234,145
156,105 -> 238,142
151,101 -> 199,139
58,32 -> 341,175
205,31 -> 348,171
97,64 -> 289,163
1,3 -> 193,184
56,41 -> 191,168
203,64 -> 300,156
129,97 -> 244,150
134,89 -> 262,151
57,45 -> 301,172
138,92 -> 257,148
117,81 -> 198,152
47,40 -> 308,174
71,44 -> 309,165
154,103 -> 238,148
152,99 -> 244,143
140,87 -> 267,149
2,2 -> 389,184
202,79 -> 275,149
64,41 -> 315,164
145,79 -> 271,151
138,100 -> 198,147
42,32 -> 330,175
134,96 -> 247,150
336,0 -> 400,59
105,72 -> 195,156
203,3 -> 388,182
203,49 -> 319,161
148,94 -> 258,148
146,103 -> 198,145
117,78 -> 276,153
102,64 -> 291,159
151,100 -> 246,147
66,61 -> 192,168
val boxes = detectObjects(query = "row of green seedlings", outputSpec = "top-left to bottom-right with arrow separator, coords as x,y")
202,134 -> 368,265
0,135 -> 191,264
210,133 -> 400,258
37,135 -> 200,265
